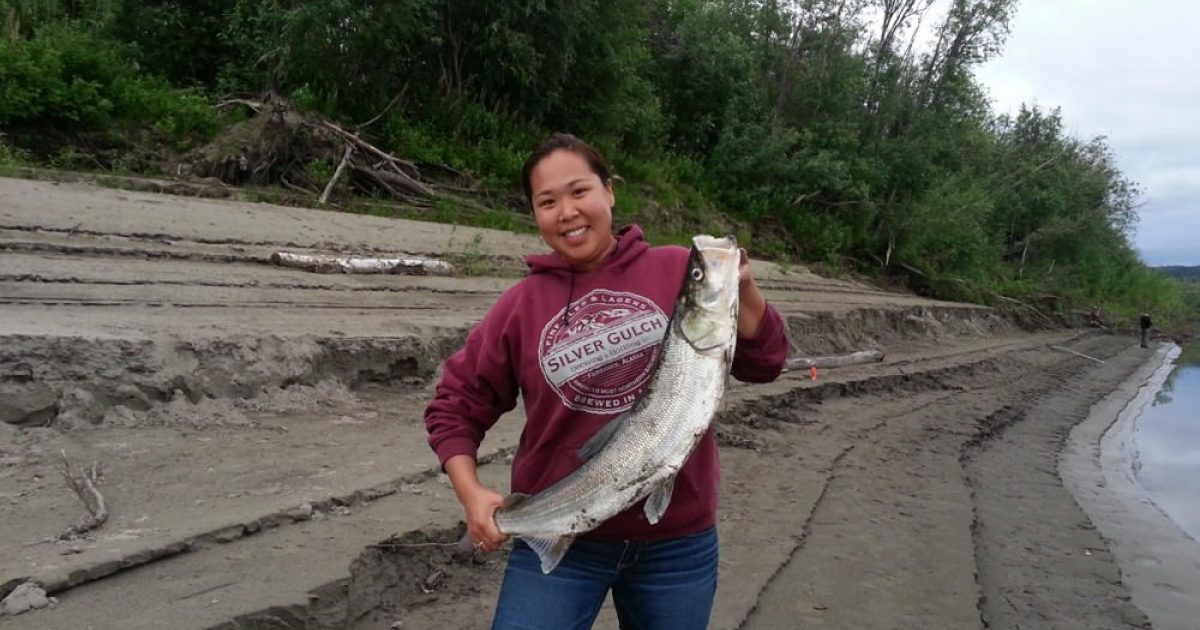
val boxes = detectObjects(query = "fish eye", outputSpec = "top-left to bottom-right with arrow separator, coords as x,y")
690,267 -> 704,281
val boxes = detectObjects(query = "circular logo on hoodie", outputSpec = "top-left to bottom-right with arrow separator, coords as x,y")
539,289 -> 669,413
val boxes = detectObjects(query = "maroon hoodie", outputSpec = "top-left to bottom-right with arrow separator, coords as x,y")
425,225 -> 788,540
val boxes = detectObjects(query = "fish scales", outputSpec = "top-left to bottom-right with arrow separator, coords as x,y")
498,342 -> 725,533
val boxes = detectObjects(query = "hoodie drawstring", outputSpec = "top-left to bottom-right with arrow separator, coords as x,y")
563,268 -> 576,327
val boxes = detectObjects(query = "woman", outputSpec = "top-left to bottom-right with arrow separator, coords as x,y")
425,134 -> 789,629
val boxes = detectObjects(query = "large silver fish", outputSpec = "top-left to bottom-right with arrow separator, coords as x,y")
494,235 -> 741,573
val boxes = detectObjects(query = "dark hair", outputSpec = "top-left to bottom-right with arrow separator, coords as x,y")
521,133 -> 612,206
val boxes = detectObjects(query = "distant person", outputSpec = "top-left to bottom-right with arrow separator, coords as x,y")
1140,312 -> 1152,348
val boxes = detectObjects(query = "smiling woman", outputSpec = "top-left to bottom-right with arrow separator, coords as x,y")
523,134 -> 619,270
424,134 -> 790,629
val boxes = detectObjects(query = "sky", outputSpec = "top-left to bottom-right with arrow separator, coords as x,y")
974,0 -> 1200,266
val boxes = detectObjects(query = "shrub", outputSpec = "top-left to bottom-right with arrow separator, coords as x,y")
0,24 -> 219,148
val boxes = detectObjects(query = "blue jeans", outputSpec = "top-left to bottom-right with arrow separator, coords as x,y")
491,527 -> 719,630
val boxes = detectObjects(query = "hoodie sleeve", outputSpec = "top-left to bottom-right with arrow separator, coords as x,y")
424,290 -> 522,467
731,303 -> 789,383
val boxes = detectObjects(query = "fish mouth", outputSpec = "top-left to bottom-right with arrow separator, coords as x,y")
692,234 -> 736,250
692,235 -> 738,264
691,235 -> 739,280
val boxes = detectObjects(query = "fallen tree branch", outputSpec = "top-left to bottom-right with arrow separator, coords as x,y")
425,162 -> 472,181
204,97 -> 439,202
440,192 -> 508,217
215,99 -> 264,113
353,83 -> 409,131
321,119 -> 426,183
930,273 -> 1059,330
279,174 -> 315,196
56,450 -> 107,540
359,167 -> 433,198
435,182 -> 484,195
989,292 -> 1058,328
271,251 -> 455,276
336,129 -> 418,173
359,166 -> 403,199
783,350 -> 885,372
319,144 -> 354,204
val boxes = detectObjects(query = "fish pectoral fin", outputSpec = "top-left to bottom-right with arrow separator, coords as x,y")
577,417 -> 626,462
643,476 -> 677,525
519,534 -> 576,574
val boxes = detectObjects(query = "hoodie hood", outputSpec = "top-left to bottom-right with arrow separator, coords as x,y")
526,224 -> 649,275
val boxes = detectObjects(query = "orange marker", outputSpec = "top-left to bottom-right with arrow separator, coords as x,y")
810,367 -> 818,381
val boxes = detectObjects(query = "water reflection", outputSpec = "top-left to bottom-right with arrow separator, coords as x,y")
1135,343 -> 1200,542
1152,343 -> 1200,406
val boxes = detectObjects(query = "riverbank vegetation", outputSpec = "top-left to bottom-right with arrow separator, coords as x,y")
0,0 -> 1192,328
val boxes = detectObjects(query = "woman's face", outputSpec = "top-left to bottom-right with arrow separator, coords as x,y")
528,150 -> 617,269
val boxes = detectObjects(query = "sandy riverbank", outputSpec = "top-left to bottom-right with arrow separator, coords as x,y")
0,176 -> 1188,629
1063,344 -> 1200,630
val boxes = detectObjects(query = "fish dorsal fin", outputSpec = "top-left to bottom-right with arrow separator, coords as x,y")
520,534 -> 576,574
577,417 -> 625,463
643,475 -> 677,525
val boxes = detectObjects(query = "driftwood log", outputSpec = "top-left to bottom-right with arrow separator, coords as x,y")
271,252 -> 455,276
783,350 -> 885,372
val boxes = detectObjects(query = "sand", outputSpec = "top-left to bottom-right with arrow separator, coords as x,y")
1,175 -> 1194,629
1062,345 -> 1200,630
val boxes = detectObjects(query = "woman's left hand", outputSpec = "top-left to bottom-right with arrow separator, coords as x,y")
736,247 -> 767,339
738,247 -> 753,285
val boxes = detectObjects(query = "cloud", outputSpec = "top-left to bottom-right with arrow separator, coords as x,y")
976,0 -> 1200,265
1138,205 -> 1196,267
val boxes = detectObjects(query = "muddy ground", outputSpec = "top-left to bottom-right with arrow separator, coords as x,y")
0,176 -> 1191,629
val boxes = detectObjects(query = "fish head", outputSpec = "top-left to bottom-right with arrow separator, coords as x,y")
677,235 -> 740,351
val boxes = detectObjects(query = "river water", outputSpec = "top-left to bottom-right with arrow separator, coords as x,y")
1132,343 -> 1200,543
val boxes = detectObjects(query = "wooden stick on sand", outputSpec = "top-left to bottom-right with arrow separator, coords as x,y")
56,450 -> 107,540
1049,345 -> 1105,364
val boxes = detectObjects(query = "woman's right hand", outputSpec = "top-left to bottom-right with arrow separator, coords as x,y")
445,454 -> 510,552
460,483 -> 509,552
